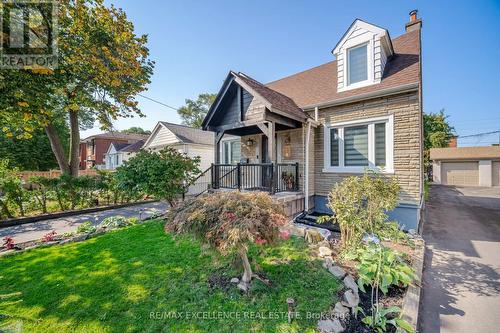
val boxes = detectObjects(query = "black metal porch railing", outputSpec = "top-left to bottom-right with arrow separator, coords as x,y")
212,162 -> 299,194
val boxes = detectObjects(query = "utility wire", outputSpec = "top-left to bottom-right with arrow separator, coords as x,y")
137,93 -> 179,111
459,130 -> 500,138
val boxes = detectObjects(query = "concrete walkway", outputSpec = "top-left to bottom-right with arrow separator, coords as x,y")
419,185 -> 500,333
0,201 -> 168,243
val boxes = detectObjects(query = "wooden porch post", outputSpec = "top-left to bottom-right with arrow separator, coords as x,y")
267,121 -> 275,164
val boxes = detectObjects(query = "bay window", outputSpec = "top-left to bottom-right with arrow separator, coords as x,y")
324,115 -> 393,173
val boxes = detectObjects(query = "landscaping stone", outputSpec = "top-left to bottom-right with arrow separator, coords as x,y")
341,289 -> 359,308
322,257 -> 333,269
343,275 -> 358,293
317,318 -> 345,333
328,265 -> 346,279
332,302 -> 349,319
318,246 -> 333,258
230,278 -> 239,284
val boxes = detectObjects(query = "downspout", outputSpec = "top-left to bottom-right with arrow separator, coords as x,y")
304,107 -> 319,213
304,120 -> 312,212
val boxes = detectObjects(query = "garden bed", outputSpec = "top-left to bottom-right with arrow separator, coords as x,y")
0,220 -> 341,332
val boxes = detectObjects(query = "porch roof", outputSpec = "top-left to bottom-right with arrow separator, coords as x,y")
202,71 -> 309,134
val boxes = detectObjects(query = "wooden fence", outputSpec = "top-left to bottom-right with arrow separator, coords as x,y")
18,169 -> 102,181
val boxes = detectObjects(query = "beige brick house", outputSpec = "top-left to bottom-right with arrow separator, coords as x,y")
201,12 -> 424,229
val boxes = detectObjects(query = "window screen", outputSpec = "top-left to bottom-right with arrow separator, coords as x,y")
348,44 -> 368,84
330,128 -> 339,166
375,123 -> 386,166
344,125 -> 368,166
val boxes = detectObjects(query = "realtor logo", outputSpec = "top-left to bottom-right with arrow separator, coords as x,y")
0,0 -> 58,69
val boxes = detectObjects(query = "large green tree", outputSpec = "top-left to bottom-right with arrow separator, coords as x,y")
177,93 -> 216,128
423,109 -> 456,172
0,0 -> 154,176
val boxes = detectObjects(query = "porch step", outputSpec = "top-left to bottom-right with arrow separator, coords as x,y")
294,212 -> 340,233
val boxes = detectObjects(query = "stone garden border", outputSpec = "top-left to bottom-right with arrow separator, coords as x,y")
282,220 -> 425,333
0,200 -> 159,228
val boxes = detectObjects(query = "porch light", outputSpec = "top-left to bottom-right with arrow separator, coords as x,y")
246,138 -> 254,147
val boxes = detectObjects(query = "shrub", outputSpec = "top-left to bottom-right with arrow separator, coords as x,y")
99,216 -> 132,229
77,221 -> 96,234
0,159 -> 27,217
320,171 -> 400,248
42,231 -> 57,242
115,146 -> 201,207
355,244 -> 415,294
166,191 -> 287,290
2,236 -> 15,249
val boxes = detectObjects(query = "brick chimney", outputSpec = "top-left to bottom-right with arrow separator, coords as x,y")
448,136 -> 458,148
405,9 -> 422,32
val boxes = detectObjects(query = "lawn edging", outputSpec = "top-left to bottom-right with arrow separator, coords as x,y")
397,237 -> 425,333
0,200 -> 159,229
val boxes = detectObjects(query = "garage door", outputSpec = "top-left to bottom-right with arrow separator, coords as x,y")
493,162 -> 500,186
441,162 -> 479,186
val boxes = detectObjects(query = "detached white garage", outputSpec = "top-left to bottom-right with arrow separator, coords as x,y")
431,147 -> 500,187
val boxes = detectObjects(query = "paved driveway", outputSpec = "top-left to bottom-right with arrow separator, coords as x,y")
0,201 -> 168,244
419,185 -> 500,333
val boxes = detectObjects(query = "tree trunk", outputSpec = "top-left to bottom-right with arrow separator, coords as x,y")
45,124 -> 70,174
68,110 -> 80,177
239,246 -> 253,284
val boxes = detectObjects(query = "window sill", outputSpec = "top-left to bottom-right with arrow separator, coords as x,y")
322,167 -> 394,174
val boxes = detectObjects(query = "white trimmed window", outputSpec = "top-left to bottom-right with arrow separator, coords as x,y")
347,44 -> 368,85
221,139 -> 241,164
323,115 -> 394,173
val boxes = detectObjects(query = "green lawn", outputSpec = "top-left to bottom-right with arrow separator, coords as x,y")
0,221 -> 340,333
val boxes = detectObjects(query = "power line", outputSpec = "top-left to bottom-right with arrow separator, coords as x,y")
459,130 -> 500,138
137,93 -> 179,111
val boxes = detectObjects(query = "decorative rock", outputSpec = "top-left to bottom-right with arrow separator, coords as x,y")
341,289 -> 359,308
328,265 -> 346,279
343,275 -> 358,293
230,277 -> 239,284
317,318 -> 345,333
332,302 -> 349,319
322,257 -> 333,269
318,246 -> 333,258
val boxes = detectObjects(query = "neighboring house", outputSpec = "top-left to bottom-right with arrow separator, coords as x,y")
143,122 -> 216,171
79,132 -> 149,170
430,147 -> 500,187
201,12 -> 424,229
104,140 -> 145,170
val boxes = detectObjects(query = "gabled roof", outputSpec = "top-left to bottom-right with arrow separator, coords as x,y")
144,121 -> 214,148
234,72 -> 308,121
202,71 -> 308,129
266,30 -> 420,109
119,140 -> 145,153
332,19 -> 394,55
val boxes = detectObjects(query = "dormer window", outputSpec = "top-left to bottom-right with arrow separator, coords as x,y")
333,19 -> 394,92
347,44 -> 368,85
